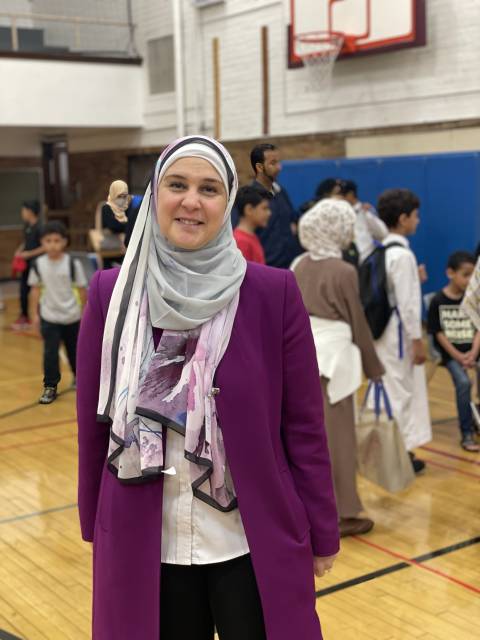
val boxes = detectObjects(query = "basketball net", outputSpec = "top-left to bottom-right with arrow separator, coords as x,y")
294,31 -> 344,90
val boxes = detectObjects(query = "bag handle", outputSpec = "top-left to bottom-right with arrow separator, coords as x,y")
362,381 -> 393,420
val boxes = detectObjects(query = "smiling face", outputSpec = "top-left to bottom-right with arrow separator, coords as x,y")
156,157 -> 228,250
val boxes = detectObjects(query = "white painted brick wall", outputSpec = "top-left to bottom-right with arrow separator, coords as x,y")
132,0 -> 177,136
133,0 -> 480,144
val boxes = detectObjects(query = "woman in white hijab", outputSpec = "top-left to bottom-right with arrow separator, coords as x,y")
77,136 -> 339,640
293,198 -> 385,538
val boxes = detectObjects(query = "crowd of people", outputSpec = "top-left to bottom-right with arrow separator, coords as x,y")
8,134 -> 480,639
229,143 -> 480,464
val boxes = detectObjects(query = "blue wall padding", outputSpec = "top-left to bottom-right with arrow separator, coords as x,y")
280,151 -> 480,293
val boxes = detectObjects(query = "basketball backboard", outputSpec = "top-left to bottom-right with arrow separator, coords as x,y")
288,0 -> 426,68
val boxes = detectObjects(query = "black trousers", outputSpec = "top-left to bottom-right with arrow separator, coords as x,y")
40,319 -> 80,387
160,554 -> 266,640
20,266 -> 31,317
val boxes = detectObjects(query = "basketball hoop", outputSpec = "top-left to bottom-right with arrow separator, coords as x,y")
294,31 -> 345,89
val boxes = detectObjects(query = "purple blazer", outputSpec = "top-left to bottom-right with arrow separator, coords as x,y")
77,262 -> 339,640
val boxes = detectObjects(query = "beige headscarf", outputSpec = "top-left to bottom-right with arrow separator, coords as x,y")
299,198 -> 356,260
107,180 -> 130,223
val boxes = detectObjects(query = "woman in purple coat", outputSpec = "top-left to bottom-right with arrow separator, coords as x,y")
77,135 -> 339,640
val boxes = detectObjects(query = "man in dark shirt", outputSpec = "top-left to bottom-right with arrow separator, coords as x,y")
243,143 -> 302,269
427,251 -> 480,451
12,200 -> 44,330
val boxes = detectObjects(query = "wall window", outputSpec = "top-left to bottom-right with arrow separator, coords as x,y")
128,153 -> 159,193
147,36 -> 175,94
0,169 -> 43,227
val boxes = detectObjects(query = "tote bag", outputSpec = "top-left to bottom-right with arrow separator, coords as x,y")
356,382 -> 415,492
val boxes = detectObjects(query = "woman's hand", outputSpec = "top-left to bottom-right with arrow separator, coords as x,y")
314,554 -> 337,578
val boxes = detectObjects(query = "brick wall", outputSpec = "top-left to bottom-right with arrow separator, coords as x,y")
67,130 -> 345,243
68,145 -> 159,239
67,115 -> 480,243
226,132 -> 345,184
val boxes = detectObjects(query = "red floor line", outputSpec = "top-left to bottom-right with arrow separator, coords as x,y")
420,445 -> 480,466
0,418 -> 76,436
415,563 -> 480,594
352,536 -> 480,594
422,457 -> 480,480
0,433 -> 74,452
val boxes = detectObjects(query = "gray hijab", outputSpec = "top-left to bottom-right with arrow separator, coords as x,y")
146,136 -> 246,330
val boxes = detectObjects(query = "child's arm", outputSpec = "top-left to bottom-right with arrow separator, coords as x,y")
78,287 -> 87,309
464,331 -> 480,367
472,331 -> 480,359
29,286 -> 41,329
21,245 -> 45,260
435,331 -> 469,366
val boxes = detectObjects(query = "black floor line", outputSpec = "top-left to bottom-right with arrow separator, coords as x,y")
0,502 -> 78,526
316,535 -> 480,599
316,561 -> 409,597
413,535 -> 480,563
0,389 -> 74,421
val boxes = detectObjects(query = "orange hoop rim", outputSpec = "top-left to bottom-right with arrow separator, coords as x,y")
294,30 -> 360,57
294,30 -> 344,46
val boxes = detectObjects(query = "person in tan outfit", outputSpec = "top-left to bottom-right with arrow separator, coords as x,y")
293,198 -> 385,538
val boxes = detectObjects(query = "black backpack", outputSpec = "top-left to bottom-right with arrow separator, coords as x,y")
359,243 -> 404,339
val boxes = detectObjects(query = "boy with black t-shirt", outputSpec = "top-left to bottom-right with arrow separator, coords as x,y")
428,251 -> 480,452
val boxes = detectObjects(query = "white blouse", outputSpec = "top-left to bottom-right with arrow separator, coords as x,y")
161,429 -> 250,565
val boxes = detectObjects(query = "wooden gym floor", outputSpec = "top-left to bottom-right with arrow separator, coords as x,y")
0,291 -> 479,640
